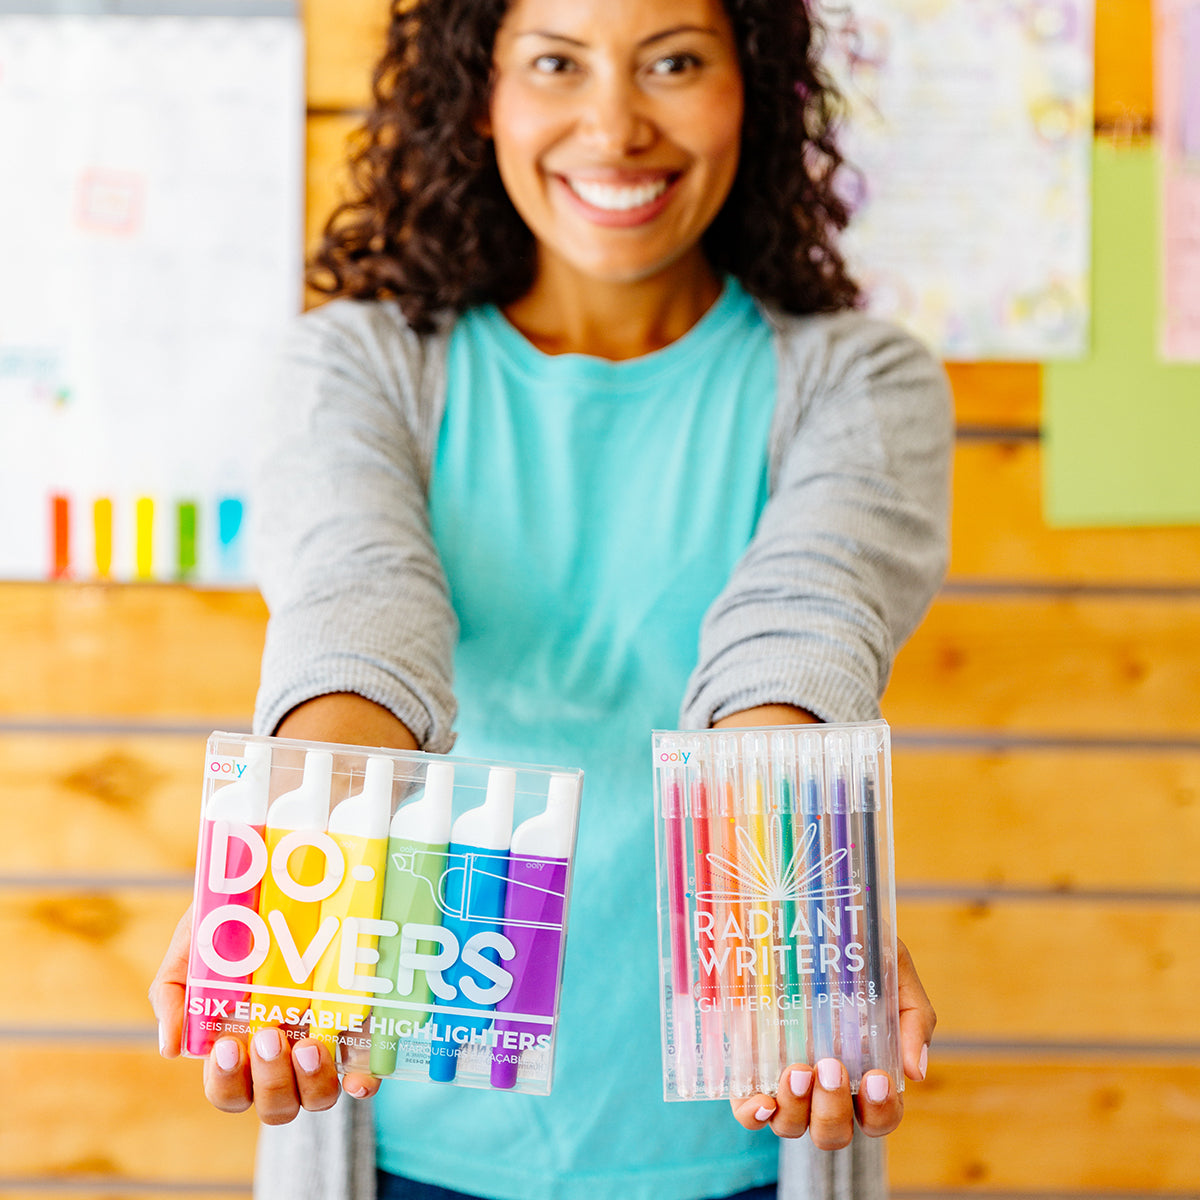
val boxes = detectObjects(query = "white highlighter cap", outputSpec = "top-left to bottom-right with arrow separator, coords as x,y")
328,754 -> 394,838
451,766 -> 515,850
510,773 -> 578,857
266,750 -> 333,832
390,760 -> 454,843
206,741 -> 272,824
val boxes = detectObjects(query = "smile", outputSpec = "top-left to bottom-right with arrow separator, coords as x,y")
564,177 -> 672,212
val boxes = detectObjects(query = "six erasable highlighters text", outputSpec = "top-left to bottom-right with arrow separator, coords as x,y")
653,722 -> 902,1101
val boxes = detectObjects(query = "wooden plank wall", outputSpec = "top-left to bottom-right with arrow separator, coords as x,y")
2,0 -> 1197,1195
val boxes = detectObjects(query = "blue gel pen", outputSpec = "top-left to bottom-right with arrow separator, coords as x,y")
799,732 -> 833,1064
428,767 -> 515,1083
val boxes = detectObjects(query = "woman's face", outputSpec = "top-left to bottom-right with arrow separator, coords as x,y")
488,0 -> 744,290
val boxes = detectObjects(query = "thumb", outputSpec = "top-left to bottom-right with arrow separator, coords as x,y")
149,905 -> 194,1058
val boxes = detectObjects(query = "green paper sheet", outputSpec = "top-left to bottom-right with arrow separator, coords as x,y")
1043,142 -> 1200,527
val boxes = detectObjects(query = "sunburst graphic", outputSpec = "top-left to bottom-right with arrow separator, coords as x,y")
697,816 -> 859,904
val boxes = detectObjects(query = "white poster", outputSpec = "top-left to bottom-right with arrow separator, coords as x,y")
0,6 -> 303,582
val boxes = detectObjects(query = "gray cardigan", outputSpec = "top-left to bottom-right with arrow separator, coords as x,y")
250,297 -> 953,1200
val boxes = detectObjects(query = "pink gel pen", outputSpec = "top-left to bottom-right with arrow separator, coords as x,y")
186,741 -> 272,1055
490,773 -> 579,1089
663,742 -> 698,1098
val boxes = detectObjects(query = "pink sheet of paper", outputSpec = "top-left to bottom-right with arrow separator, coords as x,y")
1157,0 -> 1200,360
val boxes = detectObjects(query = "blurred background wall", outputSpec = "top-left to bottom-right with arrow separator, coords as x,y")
1,0 -> 1197,1196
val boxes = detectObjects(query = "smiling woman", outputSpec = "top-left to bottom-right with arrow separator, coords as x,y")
149,0 -> 950,1198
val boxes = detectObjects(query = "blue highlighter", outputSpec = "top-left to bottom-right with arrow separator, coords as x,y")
428,767 -> 515,1083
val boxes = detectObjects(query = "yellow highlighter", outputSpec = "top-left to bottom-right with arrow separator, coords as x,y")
308,755 -> 394,1064
250,750 -> 335,1029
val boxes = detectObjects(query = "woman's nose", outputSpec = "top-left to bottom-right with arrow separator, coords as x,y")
576,77 -> 655,155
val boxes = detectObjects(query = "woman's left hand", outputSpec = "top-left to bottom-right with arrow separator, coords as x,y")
729,937 -> 935,1145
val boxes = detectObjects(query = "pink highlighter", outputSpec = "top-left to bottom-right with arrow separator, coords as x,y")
186,742 -> 272,1056
489,774 -> 579,1089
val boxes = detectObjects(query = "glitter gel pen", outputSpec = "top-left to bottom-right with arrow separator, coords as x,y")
662,739 -> 698,1098
769,730 -> 808,1067
685,737 -> 726,1097
799,731 -> 834,1064
712,733 -> 754,1098
825,731 -> 863,1081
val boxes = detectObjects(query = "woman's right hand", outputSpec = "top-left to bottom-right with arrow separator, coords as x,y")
149,906 -> 381,1123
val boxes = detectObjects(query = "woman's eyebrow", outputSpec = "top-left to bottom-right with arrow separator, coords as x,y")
513,25 -> 720,48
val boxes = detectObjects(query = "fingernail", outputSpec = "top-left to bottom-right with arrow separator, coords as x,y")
213,1039 -> 240,1072
253,1028 -> 283,1061
789,1067 -> 814,1097
918,1043 -> 929,1081
294,1044 -> 321,1074
754,1105 -> 774,1122
816,1058 -> 842,1091
347,1084 -> 370,1099
157,1023 -> 167,1056
865,1073 -> 889,1103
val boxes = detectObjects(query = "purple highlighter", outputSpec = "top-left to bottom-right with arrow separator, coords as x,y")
490,774 -> 579,1090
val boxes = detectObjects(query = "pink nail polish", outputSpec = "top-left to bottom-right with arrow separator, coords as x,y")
865,1073 -> 889,1103
253,1028 -> 283,1062
754,1105 -> 774,1122
789,1068 -> 814,1097
294,1044 -> 321,1074
918,1044 -> 929,1080
816,1058 -> 841,1091
213,1039 -> 240,1072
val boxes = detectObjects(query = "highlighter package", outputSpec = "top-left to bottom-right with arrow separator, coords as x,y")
183,732 -> 583,1095
652,721 -> 902,1101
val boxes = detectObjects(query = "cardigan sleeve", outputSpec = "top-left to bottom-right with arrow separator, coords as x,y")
251,300 -> 459,753
679,310 -> 953,728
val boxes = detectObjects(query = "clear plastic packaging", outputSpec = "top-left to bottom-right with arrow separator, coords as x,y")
652,721 -> 901,1101
184,732 -> 583,1095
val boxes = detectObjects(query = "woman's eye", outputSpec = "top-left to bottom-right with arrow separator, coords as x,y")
649,52 -> 701,76
532,53 -> 575,74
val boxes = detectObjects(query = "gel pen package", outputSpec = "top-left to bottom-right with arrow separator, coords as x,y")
652,721 -> 901,1101
184,732 -> 583,1095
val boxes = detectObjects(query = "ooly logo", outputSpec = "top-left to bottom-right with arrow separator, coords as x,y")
658,750 -> 690,764
207,756 -> 247,779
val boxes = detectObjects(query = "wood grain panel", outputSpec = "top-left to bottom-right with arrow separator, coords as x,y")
306,113 -> 360,264
301,0 -> 385,111
1094,0 -> 1155,131
886,594 -> 1200,737
0,1193 -> 250,1200
0,584 -> 264,720
890,1056 -> 1200,1191
0,888 -> 189,1028
892,744 -> 1200,891
943,363 -> 1039,431
896,897 -> 1200,1041
0,734 -> 201,877
5,887 -> 1196,1042
0,1045 -> 258,1184
950,440 -> 1200,584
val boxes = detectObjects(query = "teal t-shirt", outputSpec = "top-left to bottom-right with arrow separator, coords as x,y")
375,280 -> 779,1200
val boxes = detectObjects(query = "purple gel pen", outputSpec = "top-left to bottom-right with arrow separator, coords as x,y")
490,774 -> 579,1089
827,733 -> 863,1081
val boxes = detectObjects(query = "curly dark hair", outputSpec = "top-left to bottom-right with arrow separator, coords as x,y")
308,0 -> 861,330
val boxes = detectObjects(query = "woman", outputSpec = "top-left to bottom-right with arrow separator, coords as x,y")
152,0 -> 947,1196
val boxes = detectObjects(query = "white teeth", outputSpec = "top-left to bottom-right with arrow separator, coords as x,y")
567,177 -> 669,211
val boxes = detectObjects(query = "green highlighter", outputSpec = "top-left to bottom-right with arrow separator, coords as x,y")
370,761 -> 454,1076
